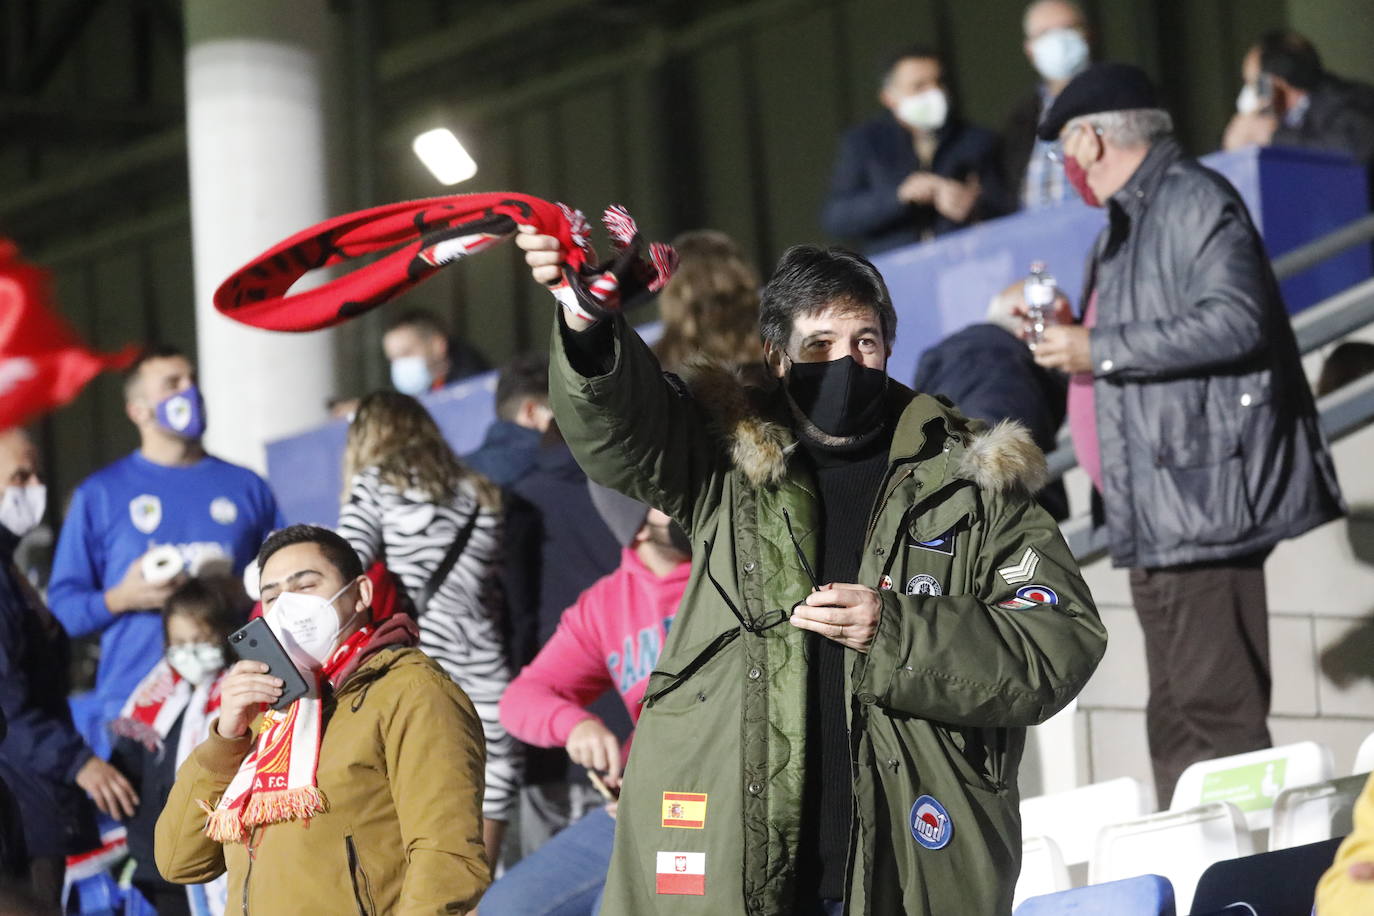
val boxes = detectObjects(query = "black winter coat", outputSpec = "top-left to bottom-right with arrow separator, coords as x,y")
110,720 -> 183,889
1086,138 -> 1344,568
913,322 -> 1070,520
501,441 -> 626,785
1273,74 -> 1374,169
0,527 -> 98,859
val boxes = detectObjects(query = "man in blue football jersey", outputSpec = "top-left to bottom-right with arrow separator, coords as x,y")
49,346 -> 283,756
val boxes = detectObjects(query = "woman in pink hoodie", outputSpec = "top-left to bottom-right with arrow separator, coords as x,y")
484,484 -> 691,916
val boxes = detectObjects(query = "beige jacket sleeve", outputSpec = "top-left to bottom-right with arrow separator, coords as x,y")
154,722 -> 253,884
1317,770 -> 1374,915
386,666 -> 491,915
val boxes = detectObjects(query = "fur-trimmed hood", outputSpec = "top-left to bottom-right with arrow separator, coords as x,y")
676,358 -> 1048,495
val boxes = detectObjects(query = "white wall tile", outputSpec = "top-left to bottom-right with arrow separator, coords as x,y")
1314,616 -> 1374,719
1078,608 -> 1148,710
1265,422 -> 1374,618
1086,709 -> 1156,802
1271,615 -> 1319,718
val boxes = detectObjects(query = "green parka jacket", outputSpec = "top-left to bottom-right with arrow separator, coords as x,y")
549,315 -> 1106,916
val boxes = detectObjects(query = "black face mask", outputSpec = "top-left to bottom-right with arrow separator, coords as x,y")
784,355 -> 889,439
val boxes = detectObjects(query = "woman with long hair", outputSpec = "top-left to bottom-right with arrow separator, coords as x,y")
651,229 -> 765,372
337,391 -> 517,862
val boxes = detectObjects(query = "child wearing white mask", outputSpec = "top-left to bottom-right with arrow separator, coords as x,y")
109,574 -> 246,916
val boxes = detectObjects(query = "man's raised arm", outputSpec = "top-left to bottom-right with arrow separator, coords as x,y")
515,228 -> 728,535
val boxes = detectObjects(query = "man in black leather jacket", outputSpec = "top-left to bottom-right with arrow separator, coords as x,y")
1030,63 -> 1345,805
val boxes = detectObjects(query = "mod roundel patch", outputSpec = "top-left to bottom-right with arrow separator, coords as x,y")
905,574 -> 942,597
1015,584 -> 1060,606
910,795 -> 953,850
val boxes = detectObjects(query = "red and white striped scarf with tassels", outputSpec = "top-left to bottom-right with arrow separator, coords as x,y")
212,192 -> 678,333
200,615 -> 419,844
111,660 -> 224,761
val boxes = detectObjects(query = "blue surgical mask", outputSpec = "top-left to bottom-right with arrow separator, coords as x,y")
155,384 -> 207,439
390,356 -> 433,396
1030,28 -> 1089,83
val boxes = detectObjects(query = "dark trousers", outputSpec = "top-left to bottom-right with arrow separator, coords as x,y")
1130,552 -> 1273,808
28,855 -> 63,907
135,879 -> 191,916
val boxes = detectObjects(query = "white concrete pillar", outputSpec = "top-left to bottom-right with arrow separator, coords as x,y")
184,0 -> 336,472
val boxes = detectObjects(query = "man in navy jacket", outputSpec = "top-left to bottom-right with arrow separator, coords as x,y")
0,428 -> 137,905
822,45 -> 1009,253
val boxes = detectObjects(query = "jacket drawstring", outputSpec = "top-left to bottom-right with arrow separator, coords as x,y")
781,508 -> 821,591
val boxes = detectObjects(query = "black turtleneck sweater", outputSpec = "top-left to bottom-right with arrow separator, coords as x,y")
794,427 -> 893,902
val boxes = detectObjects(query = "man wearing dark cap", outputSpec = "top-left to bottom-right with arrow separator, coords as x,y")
1031,62 -> 1345,805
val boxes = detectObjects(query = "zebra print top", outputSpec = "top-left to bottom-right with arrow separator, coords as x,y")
337,466 -> 519,821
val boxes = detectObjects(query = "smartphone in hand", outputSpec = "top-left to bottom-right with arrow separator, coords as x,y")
228,617 -> 311,710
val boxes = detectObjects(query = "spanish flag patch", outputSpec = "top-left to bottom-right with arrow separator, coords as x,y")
661,791 -> 708,829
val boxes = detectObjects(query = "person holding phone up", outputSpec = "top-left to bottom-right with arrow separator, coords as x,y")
155,524 -> 490,916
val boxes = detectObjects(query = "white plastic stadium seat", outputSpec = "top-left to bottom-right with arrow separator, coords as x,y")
1090,801 -> 1254,914
1268,772 -> 1368,850
1169,741 -> 1333,831
1354,731 -> 1374,775
1021,777 -> 1154,865
1013,835 -> 1071,908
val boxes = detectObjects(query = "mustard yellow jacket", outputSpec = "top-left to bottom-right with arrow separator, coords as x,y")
155,646 -> 490,915
1317,770 -> 1374,915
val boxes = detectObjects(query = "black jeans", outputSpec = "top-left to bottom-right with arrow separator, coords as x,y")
1130,551 -> 1273,807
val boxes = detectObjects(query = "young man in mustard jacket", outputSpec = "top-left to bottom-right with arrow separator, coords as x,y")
156,525 -> 490,915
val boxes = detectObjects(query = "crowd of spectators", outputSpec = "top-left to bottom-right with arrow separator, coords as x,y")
3,4 -> 1374,914
825,2 -> 1374,255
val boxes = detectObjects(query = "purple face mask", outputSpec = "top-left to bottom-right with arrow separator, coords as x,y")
155,384 -> 207,439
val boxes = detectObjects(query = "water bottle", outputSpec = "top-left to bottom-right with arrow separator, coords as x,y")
1023,261 -> 1058,349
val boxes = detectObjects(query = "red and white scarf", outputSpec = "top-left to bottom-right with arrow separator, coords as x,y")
201,615 -> 419,844
112,660 -> 224,765
212,192 -> 676,332
109,661 -> 229,915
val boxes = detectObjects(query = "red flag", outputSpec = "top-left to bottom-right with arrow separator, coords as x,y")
0,240 -> 136,431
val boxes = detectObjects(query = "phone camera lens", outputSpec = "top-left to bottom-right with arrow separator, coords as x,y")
249,639 -> 258,647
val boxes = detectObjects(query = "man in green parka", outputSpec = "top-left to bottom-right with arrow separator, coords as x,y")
516,229 -> 1106,915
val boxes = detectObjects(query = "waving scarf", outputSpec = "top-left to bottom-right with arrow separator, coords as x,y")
213,193 -> 677,332
201,614 -> 420,844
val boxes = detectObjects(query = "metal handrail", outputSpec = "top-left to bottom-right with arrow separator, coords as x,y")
1292,276 -> 1374,353
1273,213 -> 1374,281
1047,213 -> 1374,562
1317,364 -> 1374,441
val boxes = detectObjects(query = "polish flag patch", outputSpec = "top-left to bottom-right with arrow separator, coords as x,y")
655,851 -> 706,895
